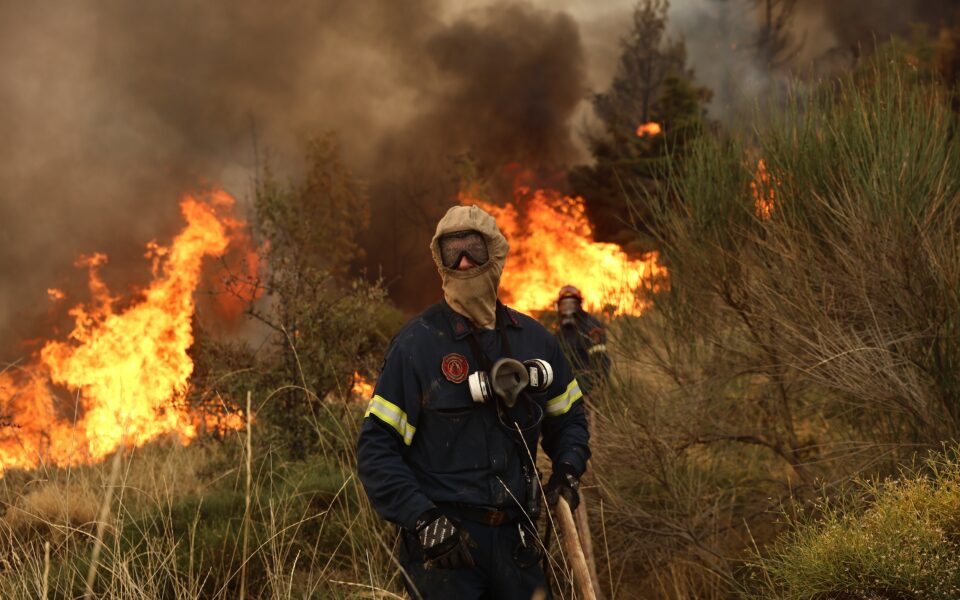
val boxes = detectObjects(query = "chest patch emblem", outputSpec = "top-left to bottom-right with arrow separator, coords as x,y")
441,353 -> 469,384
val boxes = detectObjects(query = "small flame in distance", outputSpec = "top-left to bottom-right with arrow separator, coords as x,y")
0,191 -> 245,475
751,159 -> 776,220
463,183 -> 666,317
636,122 -> 663,138
351,371 -> 374,403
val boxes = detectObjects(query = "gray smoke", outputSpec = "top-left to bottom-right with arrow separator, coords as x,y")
367,3 -> 586,309
662,0 -> 960,121
5,0 -> 951,353
0,0 -> 587,352
802,0 -> 960,59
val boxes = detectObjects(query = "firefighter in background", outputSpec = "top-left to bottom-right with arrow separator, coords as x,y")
357,205 -> 590,599
555,285 -> 611,396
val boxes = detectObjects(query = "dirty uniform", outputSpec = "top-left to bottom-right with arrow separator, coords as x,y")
556,310 -> 611,397
357,300 -> 590,600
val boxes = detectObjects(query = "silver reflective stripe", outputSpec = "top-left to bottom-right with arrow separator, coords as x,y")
545,379 -> 583,416
364,395 -> 416,445
588,344 -> 607,355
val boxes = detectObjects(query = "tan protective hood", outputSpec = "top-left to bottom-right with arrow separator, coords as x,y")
430,205 -> 509,329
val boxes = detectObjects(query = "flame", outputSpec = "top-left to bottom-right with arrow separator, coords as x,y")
636,122 -> 663,138
463,184 -> 666,316
203,408 -> 246,435
0,190 -> 245,474
47,288 -> 65,302
350,371 -> 374,402
208,225 -> 264,324
751,159 -> 776,220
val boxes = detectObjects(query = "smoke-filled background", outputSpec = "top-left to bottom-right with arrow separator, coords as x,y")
1,0 -> 958,355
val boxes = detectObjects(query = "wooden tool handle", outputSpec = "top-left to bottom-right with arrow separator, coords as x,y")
555,497 -> 598,600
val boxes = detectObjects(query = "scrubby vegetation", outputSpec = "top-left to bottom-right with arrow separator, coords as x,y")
4,19 -> 960,600
747,448 -> 960,599
583,42 -> 960,598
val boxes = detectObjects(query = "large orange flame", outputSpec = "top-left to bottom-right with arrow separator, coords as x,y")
0,191 -> 245,474
463,185 -> 666,316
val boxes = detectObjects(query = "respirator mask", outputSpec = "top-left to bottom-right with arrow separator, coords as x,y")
558,297 -> 579,327
468,358 -> 554,406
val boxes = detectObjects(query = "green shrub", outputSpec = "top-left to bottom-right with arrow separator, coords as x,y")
747,448 -> 960,599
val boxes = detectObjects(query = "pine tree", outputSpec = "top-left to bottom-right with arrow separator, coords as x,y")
570,0 -> 711,251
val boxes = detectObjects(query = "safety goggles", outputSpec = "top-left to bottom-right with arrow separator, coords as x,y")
438,230 -> 489,269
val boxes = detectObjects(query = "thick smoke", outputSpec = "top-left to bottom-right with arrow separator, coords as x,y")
664,0 -> 960,121
5,0 -> 952,354
0,0 -> 586,352
367,4 -> 586,309
802,0 -> 960,60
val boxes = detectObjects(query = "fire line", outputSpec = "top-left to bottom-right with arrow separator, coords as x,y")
461,184 -> 666,317
0,190 -> 245,475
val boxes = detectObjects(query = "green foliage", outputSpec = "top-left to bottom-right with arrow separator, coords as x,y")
188,327 -> 266,433
570,0 -> 711,251
256,133 -> 368,277
116,451 -> 356,597
747,448 -> 960,599
251,134 -> 397,456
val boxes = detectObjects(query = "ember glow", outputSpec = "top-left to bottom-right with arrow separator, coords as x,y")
636,122 -> 663,138
0,191 -> 245,474
752,159 -> 776,220
464,184 -> 666,316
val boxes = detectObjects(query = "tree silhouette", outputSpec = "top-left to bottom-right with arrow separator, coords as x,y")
571,0 -> 711,251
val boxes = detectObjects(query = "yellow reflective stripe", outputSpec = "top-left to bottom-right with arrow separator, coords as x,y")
364,395 -> 416,445
546,379 -> 583,417
588,344 -> 606,355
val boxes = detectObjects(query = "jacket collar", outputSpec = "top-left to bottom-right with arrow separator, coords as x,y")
443,300 -> 521,339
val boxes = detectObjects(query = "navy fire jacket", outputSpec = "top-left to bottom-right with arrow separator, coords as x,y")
356,301 -> 591,530
556,309 -> 611,396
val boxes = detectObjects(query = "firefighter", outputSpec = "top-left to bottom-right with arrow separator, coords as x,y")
554,285 -> 611,396
357,205 -> 590,599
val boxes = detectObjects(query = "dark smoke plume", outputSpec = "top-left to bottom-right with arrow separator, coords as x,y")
367,3 -> 586,310
0,0 -> 586,353
802,0 -> 960,59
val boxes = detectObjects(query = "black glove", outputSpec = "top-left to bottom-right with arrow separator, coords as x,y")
415,509 -> 476,569
545,463 -> 581,511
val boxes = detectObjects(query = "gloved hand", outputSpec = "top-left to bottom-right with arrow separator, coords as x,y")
415,509 -> 476,569
545,463 -> 581,511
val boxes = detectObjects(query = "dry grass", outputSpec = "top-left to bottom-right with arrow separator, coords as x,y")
2,481 -> 99,542
0,389 -> 403,600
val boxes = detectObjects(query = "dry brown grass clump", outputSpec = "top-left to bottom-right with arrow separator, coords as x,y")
2,481 -> 99,542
